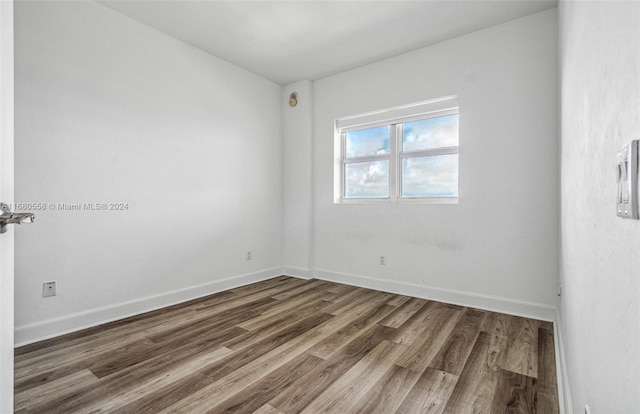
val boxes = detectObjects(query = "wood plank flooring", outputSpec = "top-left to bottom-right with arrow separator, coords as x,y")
14,276 -> 559,413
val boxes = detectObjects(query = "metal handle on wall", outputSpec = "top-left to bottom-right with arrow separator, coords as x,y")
0,202 -> 35,234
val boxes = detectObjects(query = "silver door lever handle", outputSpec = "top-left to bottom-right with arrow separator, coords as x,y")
0,202 -> 35,234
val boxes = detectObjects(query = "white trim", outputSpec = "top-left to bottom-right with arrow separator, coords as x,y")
312,268 -> 557,321
553,315 -> 573,414
14,267 -> 282,346
336,96 -> 459,132
0,1 -> 14,412
335,97 -> 459,204
281,266 -> 313,280
308,269 -> 568,410
398,196 -> 459,204
338,196 -> 458,205
343,154 -> 390,164
16,265 -> 569,411
399,146 -> 459,158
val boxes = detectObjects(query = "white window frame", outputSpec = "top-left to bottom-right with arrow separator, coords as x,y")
334,96 -> 459,204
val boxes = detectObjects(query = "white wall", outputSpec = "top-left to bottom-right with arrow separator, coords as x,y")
13,1 -> 561,348
0,0 -> 15,411
559,1 -> 640,413
282,80 -> 313,278
14,0 -> 283,344
310,9 -> 559,318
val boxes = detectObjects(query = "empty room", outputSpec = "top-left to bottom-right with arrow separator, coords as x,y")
0,0 -> 638,413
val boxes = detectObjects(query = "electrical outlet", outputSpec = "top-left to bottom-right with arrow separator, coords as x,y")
43,281 -> 56,298
379,255 -> 386,265
246,251 -> 252,260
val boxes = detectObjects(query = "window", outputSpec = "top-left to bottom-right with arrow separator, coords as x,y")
335,96 -> 459,203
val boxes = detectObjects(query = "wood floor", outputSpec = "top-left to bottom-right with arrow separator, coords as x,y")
14,276 -> 559,413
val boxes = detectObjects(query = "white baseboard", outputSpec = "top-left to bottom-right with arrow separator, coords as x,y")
311,269 -> 568,411
553,315 -> 573,414
16,265 -> 570,412
14,267 -> 282,347
313,268 -> 557,322
281,266 -> 313,279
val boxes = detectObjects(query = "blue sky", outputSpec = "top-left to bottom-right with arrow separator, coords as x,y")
402,154 -> 458,197
403,114 -> 458,151
345,160 -> 388,197
344,115 -> 458,197
345,126 -> 389,158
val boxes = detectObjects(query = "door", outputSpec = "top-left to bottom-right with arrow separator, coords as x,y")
0,0 -> 15,412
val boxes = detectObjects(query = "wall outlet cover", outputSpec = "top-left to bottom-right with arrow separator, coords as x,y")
43,281 -> 56,298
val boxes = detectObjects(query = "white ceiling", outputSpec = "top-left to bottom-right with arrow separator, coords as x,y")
98,0 -> 557,85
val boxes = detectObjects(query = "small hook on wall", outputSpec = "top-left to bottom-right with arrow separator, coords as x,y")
289,92 -> 298,107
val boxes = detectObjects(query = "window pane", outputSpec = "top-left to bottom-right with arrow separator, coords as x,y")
402,154 -> 458,197
345,160 -> 389,198
346,126 -> 390,157
402,114 -> 458,152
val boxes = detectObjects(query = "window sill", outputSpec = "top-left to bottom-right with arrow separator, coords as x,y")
336,197 -> 458,205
